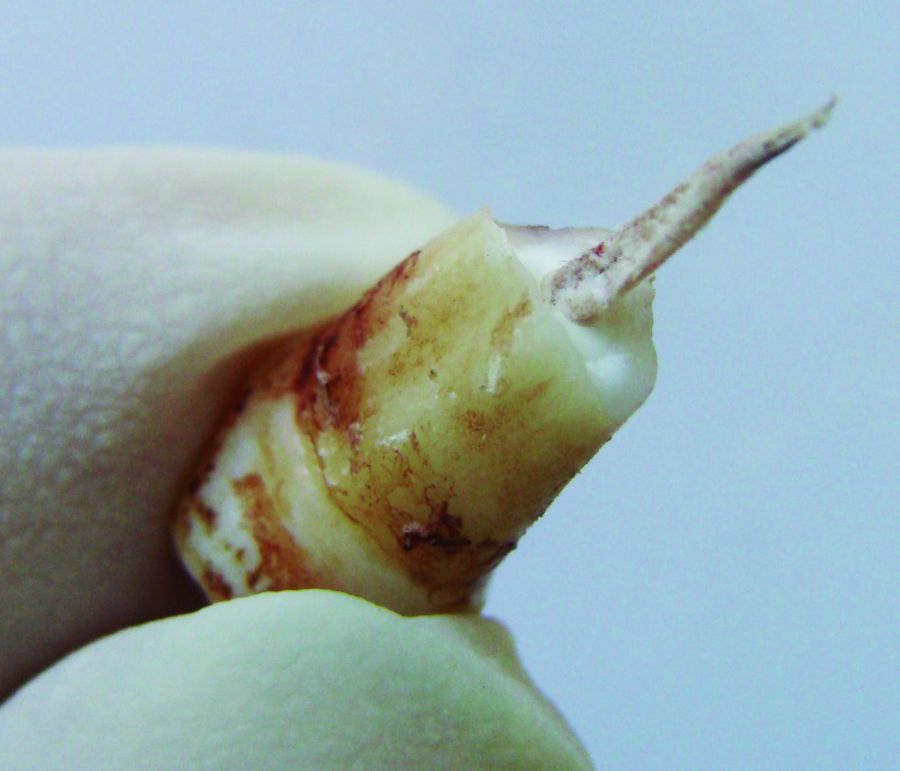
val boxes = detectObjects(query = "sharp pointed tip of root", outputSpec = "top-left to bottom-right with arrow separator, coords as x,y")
543,99 -> 835,323
818,94 -> 839,121
782,97 -> 838,146
802,96 -> 838,131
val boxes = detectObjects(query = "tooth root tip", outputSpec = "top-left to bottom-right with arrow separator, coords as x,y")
797,96 -> 838,135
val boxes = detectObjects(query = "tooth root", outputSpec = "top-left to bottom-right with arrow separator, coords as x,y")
544,98 -> 837,321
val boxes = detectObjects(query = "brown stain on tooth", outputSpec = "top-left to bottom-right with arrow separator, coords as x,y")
201,567 -> 234,601
286,248 -> 424,445
461,410 -> 488,436
232,473 -> 327,592
399,508 -> 469,554
194,499 -> 218,531
489,294 -> 532,350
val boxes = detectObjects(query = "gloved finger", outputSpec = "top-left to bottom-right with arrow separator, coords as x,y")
0,590 -> 592,770
0,148 -> 454,698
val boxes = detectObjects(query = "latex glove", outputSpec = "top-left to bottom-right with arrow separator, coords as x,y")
0,590 -> 590,769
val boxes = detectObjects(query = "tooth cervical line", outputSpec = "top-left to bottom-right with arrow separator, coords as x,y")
543,98 -> 837,322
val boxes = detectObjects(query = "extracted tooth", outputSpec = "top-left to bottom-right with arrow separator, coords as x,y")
175,102 -> 833,614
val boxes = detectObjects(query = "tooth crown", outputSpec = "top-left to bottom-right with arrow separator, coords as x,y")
177,212 -> 618,612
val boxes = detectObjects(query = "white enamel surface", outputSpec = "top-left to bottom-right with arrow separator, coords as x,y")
0,591 -> 592,771
0,149 -> 456,697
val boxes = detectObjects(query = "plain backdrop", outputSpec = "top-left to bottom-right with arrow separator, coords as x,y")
2,2 -> 897,768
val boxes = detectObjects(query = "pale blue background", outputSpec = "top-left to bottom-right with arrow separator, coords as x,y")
2,2 -> 897,768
